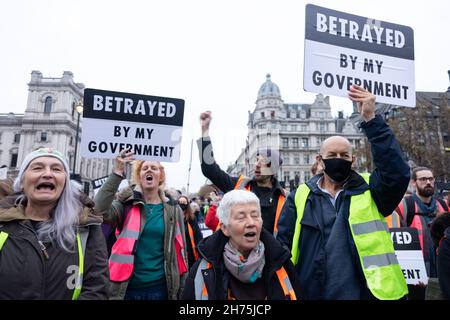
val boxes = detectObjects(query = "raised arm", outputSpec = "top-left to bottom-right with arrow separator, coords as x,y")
197,111 -> 239,192
349,85 -> 410,215
94,148 -> 135,226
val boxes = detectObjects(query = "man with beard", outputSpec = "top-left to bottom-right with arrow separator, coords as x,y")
276,85 -> 410,300
197,111 -> 285,235
396,167 -> 449,299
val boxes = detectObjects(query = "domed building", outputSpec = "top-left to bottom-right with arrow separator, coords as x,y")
257,74 -> 282,100
227,74 -> 365,190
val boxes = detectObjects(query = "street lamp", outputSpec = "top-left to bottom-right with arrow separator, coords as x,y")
72,102 -> 84,177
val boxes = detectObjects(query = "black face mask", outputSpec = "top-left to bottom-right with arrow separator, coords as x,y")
322,157 -> 352,183
179,203 -> 188,211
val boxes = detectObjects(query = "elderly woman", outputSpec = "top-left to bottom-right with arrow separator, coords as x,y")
94,148 -> 188,300
0,148 -> 108,299
182,189 -> 301,300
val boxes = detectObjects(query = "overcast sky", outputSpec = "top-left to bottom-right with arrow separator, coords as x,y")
1,0 -> 449,193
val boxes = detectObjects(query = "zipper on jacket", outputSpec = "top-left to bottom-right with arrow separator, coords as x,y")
19,222 -> 48,298
38,240 -> 50,260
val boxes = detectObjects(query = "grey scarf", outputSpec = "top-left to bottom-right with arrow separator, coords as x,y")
223,240 -> 265,283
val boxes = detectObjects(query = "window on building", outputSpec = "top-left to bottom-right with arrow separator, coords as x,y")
318,137 -> 326,146
319,112 -> 325,118
259,123 -> 266,129
291,125 -> 297,132
319,122 -> 326,132
271,123 -> 277,129
44,96 -> 52,113
304,171 -> 311,182
294,171 -> 301,183
260,112 -> 265,118
294,155 -> 300,165
271,111 -> 275,119
292,138 -> 299,148
70,136 -> 73,146
284,155 -> 290,165
301,125 -> 308,132
282,138 -> 289,148
10,154 -> 18,168
303,154 -> 310,164
40,132 -> 48,142
281,124 -> 287,131
283,171 -> 290,183
302,138 -> 309,148
355,139 -> 361,149
13,133 -> 20,143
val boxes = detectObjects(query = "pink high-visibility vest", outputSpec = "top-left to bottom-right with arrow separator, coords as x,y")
175,220 -> 187,275
109,206 -> 141,282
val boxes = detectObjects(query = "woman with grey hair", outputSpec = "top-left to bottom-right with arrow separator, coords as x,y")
0,147 -> 108,299
182,189 -> 301,300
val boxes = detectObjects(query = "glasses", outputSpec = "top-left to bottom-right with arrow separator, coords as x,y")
416,177 -> 435,183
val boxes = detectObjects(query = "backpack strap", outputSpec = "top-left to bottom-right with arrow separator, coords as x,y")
405,196 -> 416,227
437,198 -> 449,212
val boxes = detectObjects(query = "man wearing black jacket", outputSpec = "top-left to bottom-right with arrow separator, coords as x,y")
198,111 -> 285,234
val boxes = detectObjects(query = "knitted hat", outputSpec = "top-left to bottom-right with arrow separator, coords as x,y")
13,148 -> 70,192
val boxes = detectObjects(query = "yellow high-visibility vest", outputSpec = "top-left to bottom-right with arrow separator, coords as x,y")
0,230 -> 87,300
290,173 -> 407,300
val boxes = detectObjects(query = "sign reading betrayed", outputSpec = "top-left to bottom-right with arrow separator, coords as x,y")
80,88 -> 185,162
304,4 -> 415,107
390,228 -> 428,285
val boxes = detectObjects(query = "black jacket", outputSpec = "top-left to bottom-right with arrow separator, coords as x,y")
0,194 -> 108,300
197,137 -> 285,232
181,228 -> 302,300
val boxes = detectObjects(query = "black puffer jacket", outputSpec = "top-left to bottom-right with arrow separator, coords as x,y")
181,228 -> 302,300
0,194 -> 109,300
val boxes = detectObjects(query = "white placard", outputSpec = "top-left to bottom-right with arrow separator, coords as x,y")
0,167 -> 7,180
80,88 -> 185,162
390,228 -> 428,285
304,4 -> 415,107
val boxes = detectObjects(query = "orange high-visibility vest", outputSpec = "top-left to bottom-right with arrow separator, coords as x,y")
109,206 -> 141,282
385,212 -> 402,228
234,175 -> 286,236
